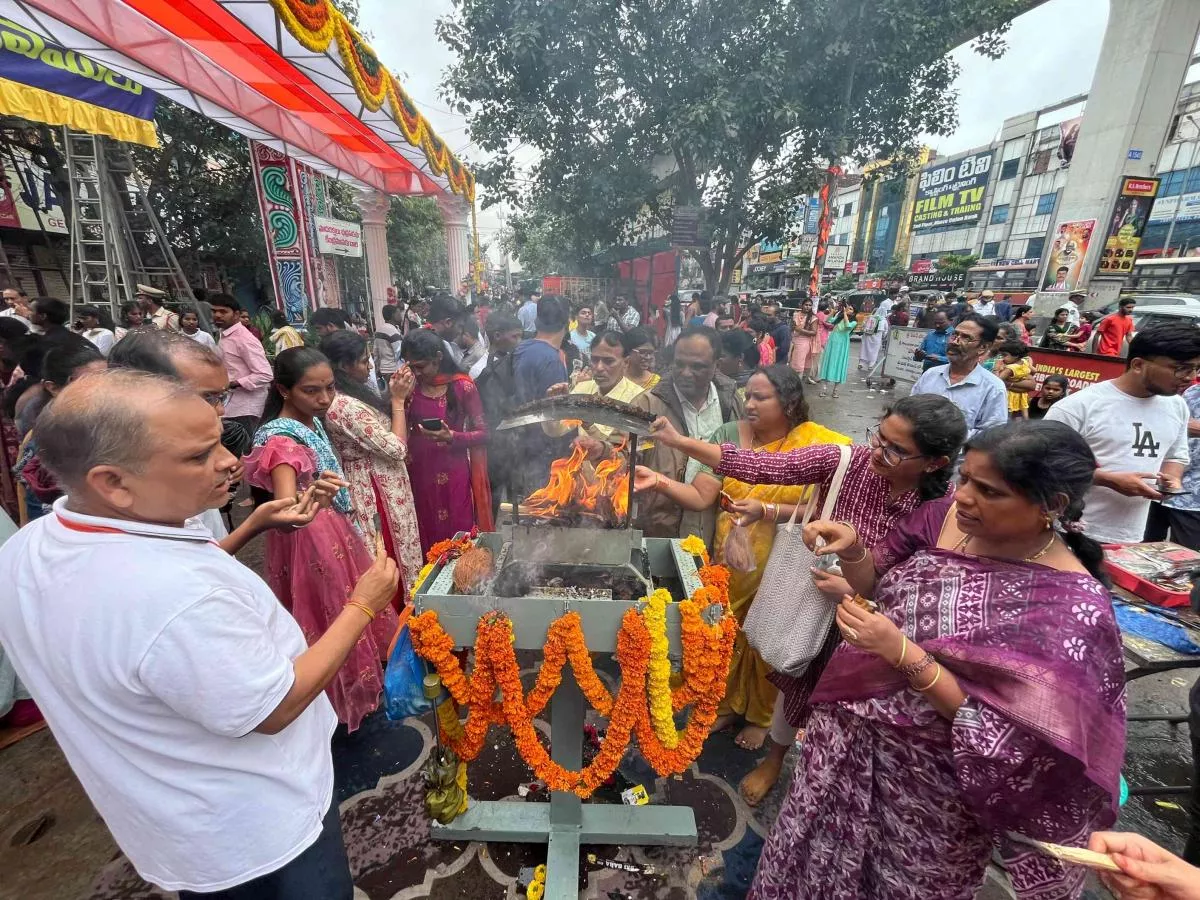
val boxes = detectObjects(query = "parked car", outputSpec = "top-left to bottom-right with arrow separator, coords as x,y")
1094,293 -> 1200,316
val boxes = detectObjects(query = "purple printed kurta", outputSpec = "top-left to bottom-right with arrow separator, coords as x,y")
749,496 -> 1126,900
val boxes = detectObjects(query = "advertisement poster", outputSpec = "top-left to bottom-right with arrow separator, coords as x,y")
882,327 -> 929,383
1058,117 -> 1082,168
1040,218 -> 1096,291
0,148 -> 67,233
1027,347 -> 1125,392
1097,177 -> 1159,276
910,150 -> 995,231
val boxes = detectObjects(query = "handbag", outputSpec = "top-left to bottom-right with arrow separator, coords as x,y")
742,444 -> 853,677
383,622 -> 433,720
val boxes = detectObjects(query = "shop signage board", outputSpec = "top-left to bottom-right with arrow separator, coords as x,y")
907,272 -> 962,291
0,147 -> 67,233
823,244 -> 849,271
1096,177 -> 1159,277
1148,192 -> 1200,224
910,150 -> 995,231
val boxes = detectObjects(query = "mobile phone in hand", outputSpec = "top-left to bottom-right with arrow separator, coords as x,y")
419,418 -> 447,431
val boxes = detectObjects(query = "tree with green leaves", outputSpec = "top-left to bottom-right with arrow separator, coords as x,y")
439,0 -> 1023,295
936,252 -> 981,276
129,101 -> 267,287
386,196 -> 449,289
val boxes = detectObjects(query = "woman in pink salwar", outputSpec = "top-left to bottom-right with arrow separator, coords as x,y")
749,420 -> 1125,900
400,330 -> 493,552
321,331 -> 425,599
245,347 -> 398,732
788,298 -> 818,376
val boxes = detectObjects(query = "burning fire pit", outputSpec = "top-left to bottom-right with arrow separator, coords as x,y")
410,396 -> 705,895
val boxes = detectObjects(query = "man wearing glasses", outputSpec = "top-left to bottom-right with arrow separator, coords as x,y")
1047,322 -> 1200,545
910,314 -> 1007,440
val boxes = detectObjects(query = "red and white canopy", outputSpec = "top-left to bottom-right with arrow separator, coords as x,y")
0,0 -> 473,199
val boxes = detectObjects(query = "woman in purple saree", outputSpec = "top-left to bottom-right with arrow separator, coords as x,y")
749,420 -> 1126,900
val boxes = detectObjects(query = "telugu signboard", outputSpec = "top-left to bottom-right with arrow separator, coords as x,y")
910,150 -> 995,232
314,216 -> 363,257
1097,176 -> 1159,277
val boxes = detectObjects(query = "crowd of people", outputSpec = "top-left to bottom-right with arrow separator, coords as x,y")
0,279 -> 1198,900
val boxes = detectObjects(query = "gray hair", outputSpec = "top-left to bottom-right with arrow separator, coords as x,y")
34,370 -> 193,490
108,328 -> 222,378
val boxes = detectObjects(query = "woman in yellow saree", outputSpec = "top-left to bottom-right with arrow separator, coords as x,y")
634,364 -> 850,750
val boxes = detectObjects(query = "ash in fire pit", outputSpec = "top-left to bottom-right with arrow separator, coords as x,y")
493,561 -> 647,604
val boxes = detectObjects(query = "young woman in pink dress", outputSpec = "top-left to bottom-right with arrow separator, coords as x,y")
788,298 -> 818,377
807,301 -> 831,383
244,347 -> 398,732
320,331 -> 425,602
399,329 -> 493,551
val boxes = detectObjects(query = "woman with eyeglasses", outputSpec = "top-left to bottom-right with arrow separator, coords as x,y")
622,326 -> 661,391
750,420 -> 1124,900
645,393 -> 967,804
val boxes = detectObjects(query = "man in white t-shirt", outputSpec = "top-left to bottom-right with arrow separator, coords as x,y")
0,370 -> 398,899
1046,322 -> 1200,544
374,304 -> 403,383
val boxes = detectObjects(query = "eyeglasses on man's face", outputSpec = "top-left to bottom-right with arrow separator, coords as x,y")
201,389 -> 233,409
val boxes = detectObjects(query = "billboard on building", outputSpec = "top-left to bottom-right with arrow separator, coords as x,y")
0,147 -> 67,233
1149,192 -> 1200,224
1096,176 -> 1159,277
1040,218 -> 1096,292
910,150 -> 995,232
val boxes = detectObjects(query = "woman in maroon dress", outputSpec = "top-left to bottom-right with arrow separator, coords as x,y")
400,329 -> 492,550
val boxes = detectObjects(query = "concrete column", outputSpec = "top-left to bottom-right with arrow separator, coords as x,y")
356,189 -> 392,328
438,195 -> 471,294
1048,0 -> 1200,306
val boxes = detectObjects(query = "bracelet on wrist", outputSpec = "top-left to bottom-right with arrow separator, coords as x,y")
347,600 -> 376,622
892,635 -> 908,669
914,664 -> 943,692
898,652 -> 934,680
838,544 -> 869,564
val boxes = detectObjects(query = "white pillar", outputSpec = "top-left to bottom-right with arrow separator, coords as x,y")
356,189 -> 392,328
1048,0 -> 1200,304
438,195 -> 471,295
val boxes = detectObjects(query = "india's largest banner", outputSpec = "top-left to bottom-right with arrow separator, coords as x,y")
910,150 -> 995,231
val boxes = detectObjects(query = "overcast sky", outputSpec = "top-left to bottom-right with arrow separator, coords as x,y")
359,0 -> 1114,265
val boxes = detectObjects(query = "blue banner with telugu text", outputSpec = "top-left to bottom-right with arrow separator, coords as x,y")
0,17 -> 156,120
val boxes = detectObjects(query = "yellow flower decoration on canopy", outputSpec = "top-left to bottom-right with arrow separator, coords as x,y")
268,0 -> 475,202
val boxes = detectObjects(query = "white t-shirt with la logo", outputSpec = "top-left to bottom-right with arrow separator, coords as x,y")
1046,380 -> 1190,544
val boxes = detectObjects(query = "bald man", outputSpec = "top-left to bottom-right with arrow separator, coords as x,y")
0,370 -> 398,899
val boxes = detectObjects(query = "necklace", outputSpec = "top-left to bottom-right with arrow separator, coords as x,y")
954,531 -> 1058,562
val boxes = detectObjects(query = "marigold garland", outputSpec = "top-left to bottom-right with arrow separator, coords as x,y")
680,534 -> 710,565
409,541 -> 737,797
643,589 -> 679,749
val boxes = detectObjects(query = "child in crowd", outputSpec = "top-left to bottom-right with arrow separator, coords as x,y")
993,340 -> 1034,419
1029,373 -> 1070,420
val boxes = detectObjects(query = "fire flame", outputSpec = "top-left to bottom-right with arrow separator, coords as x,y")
523,439 -> 631,525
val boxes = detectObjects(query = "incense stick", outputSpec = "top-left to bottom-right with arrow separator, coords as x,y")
1006,832 -> 1120,872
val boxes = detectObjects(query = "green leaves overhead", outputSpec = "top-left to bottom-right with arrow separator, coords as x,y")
440,0 -> 1024,291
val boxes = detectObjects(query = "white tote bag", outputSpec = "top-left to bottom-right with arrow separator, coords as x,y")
742,444 -> 853,677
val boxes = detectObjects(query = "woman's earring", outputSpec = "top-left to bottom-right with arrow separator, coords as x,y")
1042,512 -> 1053,531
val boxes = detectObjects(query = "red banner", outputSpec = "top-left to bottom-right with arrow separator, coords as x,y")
1027,347 -> 1126,393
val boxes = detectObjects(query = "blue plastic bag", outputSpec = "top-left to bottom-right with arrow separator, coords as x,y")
383,624 -> 432,720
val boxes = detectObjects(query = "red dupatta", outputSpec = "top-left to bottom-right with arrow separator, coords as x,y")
432,373 -> 494,533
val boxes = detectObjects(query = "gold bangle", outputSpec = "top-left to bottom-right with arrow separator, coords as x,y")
839,544 -> 869,564
915,664 -> 942,692
893,635 -> 908,669
347,600 -> 376,622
